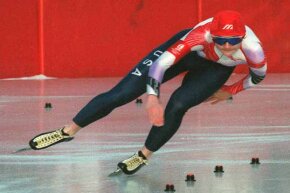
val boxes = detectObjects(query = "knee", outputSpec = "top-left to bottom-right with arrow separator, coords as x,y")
103,89 -> 122,104
166,98 -> 188,116
105,87 -> 131,105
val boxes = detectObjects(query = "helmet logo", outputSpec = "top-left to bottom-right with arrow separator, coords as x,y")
222,24 -> 233,30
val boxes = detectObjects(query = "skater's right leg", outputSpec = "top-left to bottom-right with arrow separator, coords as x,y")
29,29 -> 191,150
66,29 -> 192,133
63,122 -> 81,136
30,60 -> 150,150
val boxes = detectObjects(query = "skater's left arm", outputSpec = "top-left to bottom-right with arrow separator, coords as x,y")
222,42 -> 267,95
205,89 -> 233,105
208,42 -> 267,104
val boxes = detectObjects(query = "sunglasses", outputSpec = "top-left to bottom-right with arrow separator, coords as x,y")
212,37 -> 243,45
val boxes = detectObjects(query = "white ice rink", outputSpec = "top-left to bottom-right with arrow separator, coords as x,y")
0,74 -> 290,193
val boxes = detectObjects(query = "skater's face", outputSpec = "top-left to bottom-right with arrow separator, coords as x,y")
212,36 -> 243,57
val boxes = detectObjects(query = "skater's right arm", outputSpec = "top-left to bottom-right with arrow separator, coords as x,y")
146,95 -> 164,126
146,48 -> 190,126
146,25 -> 208,126
146,46 -> 190,97
146,45 -> 190,126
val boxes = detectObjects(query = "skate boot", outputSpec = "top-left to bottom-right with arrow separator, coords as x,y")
29,127 -> 74,150
117,151 -> 148,175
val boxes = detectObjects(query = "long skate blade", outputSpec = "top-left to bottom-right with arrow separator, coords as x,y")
108,168 -> 122,177
12,147 -> 33,154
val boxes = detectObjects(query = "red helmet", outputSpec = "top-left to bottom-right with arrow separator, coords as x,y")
210,10 -> 246,37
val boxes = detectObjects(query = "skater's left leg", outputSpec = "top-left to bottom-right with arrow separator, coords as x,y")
118,54 -> 235,174
143,56 -> 235,156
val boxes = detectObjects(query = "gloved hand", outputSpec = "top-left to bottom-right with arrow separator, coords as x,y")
204,88 -> 233,104
146,95 -> 164,126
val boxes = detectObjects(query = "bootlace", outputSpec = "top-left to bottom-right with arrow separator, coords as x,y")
125,154 -> 148,170
35,130 -> 64,148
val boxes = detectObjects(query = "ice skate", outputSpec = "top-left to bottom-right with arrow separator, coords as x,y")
109,151 -> 148,176
29,127 -> 74,150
